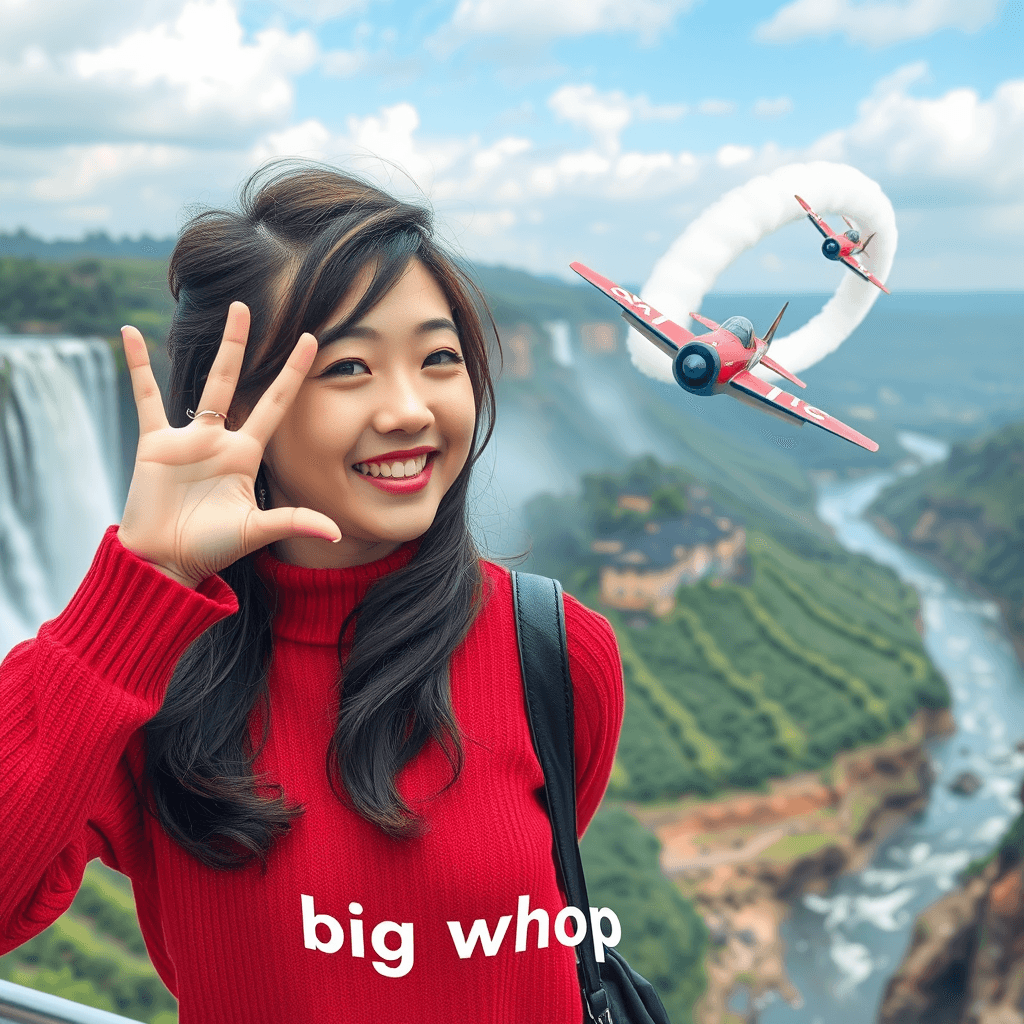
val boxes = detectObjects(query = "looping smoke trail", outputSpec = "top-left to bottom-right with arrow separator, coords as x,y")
630,161 -> 897,385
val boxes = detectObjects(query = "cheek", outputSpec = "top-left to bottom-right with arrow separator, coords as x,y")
449,382 -> 478,454
260,403 -> 328,481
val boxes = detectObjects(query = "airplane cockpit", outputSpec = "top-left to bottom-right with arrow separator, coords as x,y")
720,316 -> 755,349
844,229 -> 860,243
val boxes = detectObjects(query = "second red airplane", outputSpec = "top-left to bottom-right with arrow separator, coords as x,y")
795,194 -> 890,294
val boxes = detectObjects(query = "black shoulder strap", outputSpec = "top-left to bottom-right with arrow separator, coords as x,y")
511,570 -> 611,1023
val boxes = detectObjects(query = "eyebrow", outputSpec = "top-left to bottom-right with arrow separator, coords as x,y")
318,317 -> 459,349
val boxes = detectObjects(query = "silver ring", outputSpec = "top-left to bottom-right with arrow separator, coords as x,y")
186,409 -> 227,420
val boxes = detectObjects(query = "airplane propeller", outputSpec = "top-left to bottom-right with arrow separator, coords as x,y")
762,302 -> 789,346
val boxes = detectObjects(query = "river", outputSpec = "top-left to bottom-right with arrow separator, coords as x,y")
750,433 -> 1024,1024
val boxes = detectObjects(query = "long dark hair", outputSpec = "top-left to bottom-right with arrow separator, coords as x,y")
144,162 -> 498,870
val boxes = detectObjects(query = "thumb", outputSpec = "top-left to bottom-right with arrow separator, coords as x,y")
248,506 -> 342,551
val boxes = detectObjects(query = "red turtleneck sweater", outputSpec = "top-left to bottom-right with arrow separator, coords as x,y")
0,526 -> 623,1024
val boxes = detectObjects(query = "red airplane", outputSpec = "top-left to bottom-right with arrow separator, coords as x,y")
570,261 -> 879,452
795,194 -> 890,294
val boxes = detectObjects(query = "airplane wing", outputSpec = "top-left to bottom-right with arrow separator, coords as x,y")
794,194 -> 834,240
840,253 -> 891,295
570,262 -> 695,357
729,369 -> 879,451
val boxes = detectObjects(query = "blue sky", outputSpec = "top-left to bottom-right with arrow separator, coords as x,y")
1,0 -> 1021,289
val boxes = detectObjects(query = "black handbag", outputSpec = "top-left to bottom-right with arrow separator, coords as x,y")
511,570 -> 673,1024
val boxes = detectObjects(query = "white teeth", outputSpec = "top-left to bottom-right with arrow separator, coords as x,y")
356,454 -> 430,479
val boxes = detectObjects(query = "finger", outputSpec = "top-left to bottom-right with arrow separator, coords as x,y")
121,326 -> 170,435
194,301 -> 251,420
243,505 -> 342,552
239,332 -> 319,447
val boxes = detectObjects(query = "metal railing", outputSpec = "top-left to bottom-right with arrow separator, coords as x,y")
0,981 -> 144,1024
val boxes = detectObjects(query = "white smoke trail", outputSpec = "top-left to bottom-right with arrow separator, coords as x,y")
632,161 -> 897,384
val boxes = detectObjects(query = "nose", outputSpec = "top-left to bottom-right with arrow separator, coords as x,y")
371,371 -> 435,437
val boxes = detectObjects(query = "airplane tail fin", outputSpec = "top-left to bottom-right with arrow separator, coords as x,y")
689,311 -> 722,333
758,354 -> 806,389
762,302 -> 789,346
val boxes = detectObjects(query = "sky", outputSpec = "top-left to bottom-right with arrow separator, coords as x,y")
1,0 -> 1021,290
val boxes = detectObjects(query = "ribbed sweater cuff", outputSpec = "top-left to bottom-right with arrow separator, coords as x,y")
39,525 -> 240,706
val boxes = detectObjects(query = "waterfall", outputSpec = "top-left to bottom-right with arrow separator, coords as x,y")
0,336 -> 123,656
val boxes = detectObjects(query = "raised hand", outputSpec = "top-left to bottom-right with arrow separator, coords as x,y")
116,302 -> 341,588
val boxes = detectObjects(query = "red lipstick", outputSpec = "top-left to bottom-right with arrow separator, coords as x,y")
353,448 -> 437,494
359,445 -> 436,465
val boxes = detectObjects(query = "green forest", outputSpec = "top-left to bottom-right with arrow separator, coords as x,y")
0,256 -> 173,342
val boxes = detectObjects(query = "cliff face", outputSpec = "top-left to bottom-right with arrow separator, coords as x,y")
870,421 -> 1024,656
637,711 -> 947,1024
879,782 -> 1024,1024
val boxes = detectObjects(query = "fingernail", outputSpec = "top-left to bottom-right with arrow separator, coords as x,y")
331,536 -> 342,544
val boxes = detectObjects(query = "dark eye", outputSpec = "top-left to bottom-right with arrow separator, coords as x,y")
423,349 -> 464,368
323,359 -> 369,377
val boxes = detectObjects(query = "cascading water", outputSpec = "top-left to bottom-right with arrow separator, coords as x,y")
0,336 -> 123,655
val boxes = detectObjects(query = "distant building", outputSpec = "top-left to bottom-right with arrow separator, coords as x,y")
503,323 -> 534,378
592,511 -> 746,617
617,493 -> 652,514
580,322 -> 618,354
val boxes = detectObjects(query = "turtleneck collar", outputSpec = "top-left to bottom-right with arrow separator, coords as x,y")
253,541 -> 419,646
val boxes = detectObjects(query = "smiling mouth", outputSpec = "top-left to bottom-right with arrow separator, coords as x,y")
353,452 -> 434,479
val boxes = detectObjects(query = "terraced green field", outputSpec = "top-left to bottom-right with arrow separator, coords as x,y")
525,460 -> 948,803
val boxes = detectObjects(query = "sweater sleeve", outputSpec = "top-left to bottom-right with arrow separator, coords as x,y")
0,525 -> 239,953
563,592 -> 624,838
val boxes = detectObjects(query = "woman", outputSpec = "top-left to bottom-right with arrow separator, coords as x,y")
0,164 -> 623,1023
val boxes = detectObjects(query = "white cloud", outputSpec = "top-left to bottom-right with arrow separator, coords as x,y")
321,48 -> 370,77
0,0 -> 317,146
549,86 -> 633,155
754,96 -> 794,117
807,64 -> 1024,201
716,144 -> 754,167
464,208 -> 517,236
431,0 -> 696,52
30,144 -> 190,202
473,137 -> 533,173
757,0 -> 1001,47
252,119 -> 334,162
0,1 -> 187,55
548,84 -> 687,154
697,99 -> 736,116
74,1 -> 316,115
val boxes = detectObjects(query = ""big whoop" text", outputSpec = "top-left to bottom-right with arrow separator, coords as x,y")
301,893 -> 622,978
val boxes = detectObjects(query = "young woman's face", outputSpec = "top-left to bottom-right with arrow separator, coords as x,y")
261,258 -> 477,568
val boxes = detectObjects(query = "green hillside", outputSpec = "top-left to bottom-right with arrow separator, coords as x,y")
525,455 -> 948,799
0,861 -> 177,1022
870,419 -> 1024,642
580,808 -> 707,1023
0,256 -> 173,341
